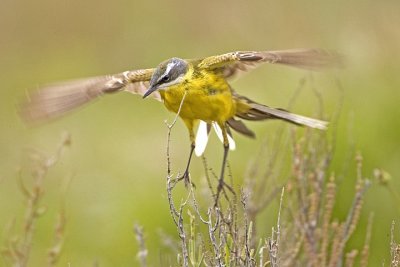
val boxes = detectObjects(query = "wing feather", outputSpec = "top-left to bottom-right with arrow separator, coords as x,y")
199,49 -> 343,79
21,68 -> 157,123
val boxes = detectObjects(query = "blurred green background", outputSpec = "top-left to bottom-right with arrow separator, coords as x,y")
1,0 -> 399,266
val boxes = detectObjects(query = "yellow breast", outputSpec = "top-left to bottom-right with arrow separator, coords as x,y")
160,68 -> 236,123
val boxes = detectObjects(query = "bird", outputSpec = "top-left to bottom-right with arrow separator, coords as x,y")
21,48 -> 341,200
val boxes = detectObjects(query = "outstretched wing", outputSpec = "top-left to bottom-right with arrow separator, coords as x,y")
198,49 -> 343,79
21,68 -> 157,123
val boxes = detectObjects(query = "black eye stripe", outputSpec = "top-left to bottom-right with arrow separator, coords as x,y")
151,58 -> 188,87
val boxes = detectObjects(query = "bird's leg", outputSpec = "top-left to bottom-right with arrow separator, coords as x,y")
175,120 -> 196,188
177,142 -> 195,188
215,123 -> 234,205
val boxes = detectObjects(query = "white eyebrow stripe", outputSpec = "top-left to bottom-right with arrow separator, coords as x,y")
164,61 -> 176,77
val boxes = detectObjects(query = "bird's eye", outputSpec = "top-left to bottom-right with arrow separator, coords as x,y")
162,75 -> 170,82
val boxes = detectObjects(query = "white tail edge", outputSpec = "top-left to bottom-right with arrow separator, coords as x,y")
212,123 -> 236,151
195,121 -> 210,156
195,121 -> 236,156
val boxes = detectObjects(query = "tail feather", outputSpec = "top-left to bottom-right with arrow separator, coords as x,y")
248,103 -> 328,130
212,123 -> 236,151
195,121 -> 211,156
226,118 -> 256,138
232,91 -> 328,130
195,121 -> 236,156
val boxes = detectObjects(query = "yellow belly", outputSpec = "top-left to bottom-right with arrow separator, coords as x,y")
160,72 -> 236,123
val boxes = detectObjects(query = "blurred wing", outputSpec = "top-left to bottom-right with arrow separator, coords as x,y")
198,49 -> 343,79
21,68 -> 157,123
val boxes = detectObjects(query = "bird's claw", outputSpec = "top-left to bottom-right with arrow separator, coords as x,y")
175,171 -> 196,189
214,178 -> 234,207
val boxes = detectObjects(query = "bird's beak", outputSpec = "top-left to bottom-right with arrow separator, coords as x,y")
142,84 -> 158,99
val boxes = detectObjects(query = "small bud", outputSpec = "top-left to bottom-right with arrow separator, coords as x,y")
35,206 -> 47,217
374,168 -> 392,185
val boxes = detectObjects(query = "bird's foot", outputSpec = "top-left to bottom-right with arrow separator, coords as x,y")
174,170 -> 196,189
214,178 -> 234,207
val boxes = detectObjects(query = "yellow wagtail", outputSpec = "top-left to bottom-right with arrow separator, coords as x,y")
22,49 -> 341,198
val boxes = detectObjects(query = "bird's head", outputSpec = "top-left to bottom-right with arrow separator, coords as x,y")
143,57 -> 188,98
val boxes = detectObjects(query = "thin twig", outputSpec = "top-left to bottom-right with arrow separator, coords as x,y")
268,187 -> 285,267
164,90 -> 190,267
360,212 -> 374,267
